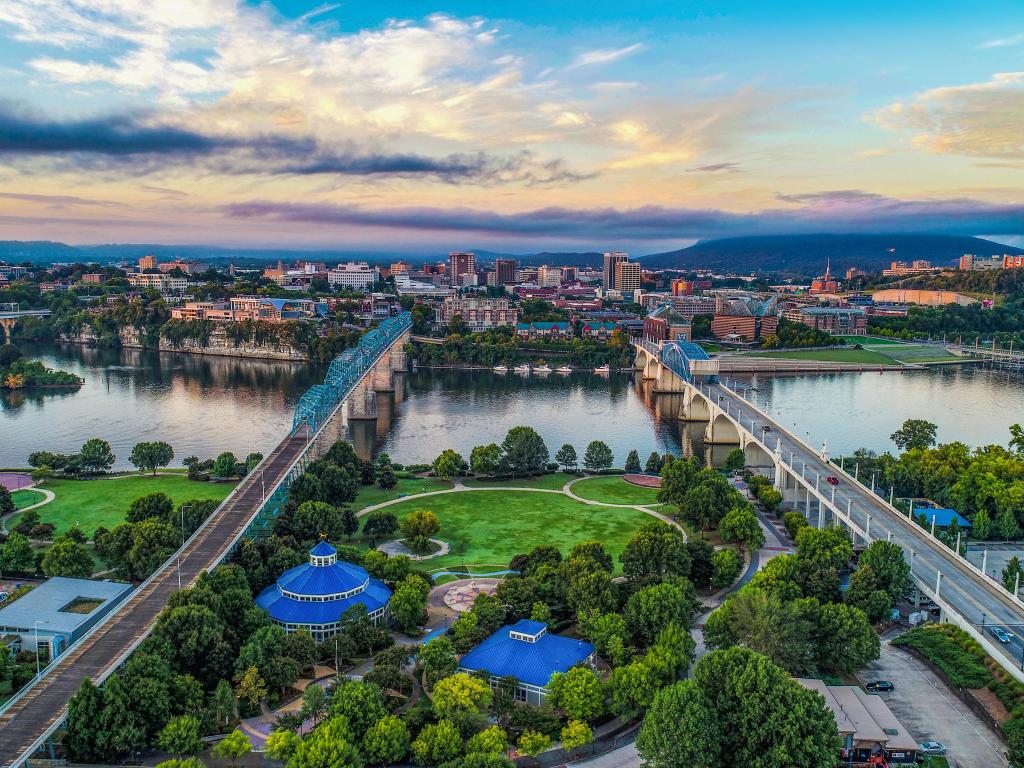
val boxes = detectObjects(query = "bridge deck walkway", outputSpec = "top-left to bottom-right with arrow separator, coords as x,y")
0,425 -> 311,763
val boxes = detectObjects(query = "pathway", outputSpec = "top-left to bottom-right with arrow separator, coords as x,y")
0,485 -> 54,533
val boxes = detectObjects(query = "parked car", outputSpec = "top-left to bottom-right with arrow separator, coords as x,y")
988,626 -> 1012,644
865,680 -> 894,693
919,742 -> 946,756
826,476 -> 840,486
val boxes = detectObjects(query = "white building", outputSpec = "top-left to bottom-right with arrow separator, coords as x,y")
328,262 -> 376,290
395,274 -> 453,298
127,273 -> 188,294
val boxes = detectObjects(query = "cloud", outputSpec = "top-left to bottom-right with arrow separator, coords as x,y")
569,43 -> 644,68
979,32 -> 1024,49
687,162 -> 741,173
871,72 -> 1024,158
222,191 -> 1024,241
0,192 -> 123,208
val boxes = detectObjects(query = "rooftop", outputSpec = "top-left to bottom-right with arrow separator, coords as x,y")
796,679 -> 917,752
0,577 -> 132,635
458,620 -> 595,688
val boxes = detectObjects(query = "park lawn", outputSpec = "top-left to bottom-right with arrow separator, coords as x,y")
740,348 -> 898,365
381,490 -> 652,572
8,475 -> 236,537
571,476 -> 661,505
353,478 -> 454,510
462,472 -> 577,490
877,344 -> 959,363
12,489 -> 46,510
835,335 -> 905,346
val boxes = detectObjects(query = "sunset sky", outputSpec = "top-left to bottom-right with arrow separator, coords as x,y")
1,1 -> 1023,253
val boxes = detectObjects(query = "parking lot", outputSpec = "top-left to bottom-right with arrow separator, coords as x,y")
857,640 -> 1008,768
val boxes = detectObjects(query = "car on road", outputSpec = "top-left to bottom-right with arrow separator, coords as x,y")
761,425 -> 771,432
825,476 -> 840,486
988,625 -> 1013,644
918,741 -> 947,756
865,680 -> 894,693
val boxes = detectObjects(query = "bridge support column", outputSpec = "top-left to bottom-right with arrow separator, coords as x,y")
0,317 -> 15,343
390,338 -> 409,372
372,362 -> 395,392
347,380 -> 377,420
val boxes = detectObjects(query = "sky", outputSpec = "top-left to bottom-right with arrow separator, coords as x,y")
1,0 -> 1024,254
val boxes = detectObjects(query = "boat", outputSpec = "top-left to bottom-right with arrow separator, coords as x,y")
555,366 -> 573,374
513,364 -> 532,374
594,364 -> 611,374
492,365 -> 508,373
534,364 -> 552,374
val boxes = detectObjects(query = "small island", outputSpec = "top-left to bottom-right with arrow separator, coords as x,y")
0,346 -> 83,390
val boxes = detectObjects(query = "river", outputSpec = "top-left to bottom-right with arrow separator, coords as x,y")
2,344 -> 1022,469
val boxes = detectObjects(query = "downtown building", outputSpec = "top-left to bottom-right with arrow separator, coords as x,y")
449,252 -> 477,286
327,261 -> 376,290
438,295 -> 518,330
602,252 -> 629,290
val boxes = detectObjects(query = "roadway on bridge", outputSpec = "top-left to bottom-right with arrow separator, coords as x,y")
0,425 -> 312,765
709,381 -> 1024,671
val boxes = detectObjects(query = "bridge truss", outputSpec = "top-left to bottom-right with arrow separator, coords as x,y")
658,340 -> 718,384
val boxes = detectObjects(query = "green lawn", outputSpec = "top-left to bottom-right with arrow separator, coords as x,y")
876,344 -> 958,363
571,476 -> 661,505
741,348 -> 898,364
8,475 -> 237,537
379,490 -> 653,572
835,335 -> 905,345
462,472 -> 578,490
353,478 -> 454,510
11,489 -> 46,510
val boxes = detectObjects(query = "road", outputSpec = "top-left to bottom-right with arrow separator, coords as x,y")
858,641 -> 1008,768
709,380 -> 1024,675
0,425 -> 312,767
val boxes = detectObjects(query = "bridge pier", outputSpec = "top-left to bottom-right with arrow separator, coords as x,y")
372,363 -> 395,392
347,380 -> 377,420
0,317 -> 15,342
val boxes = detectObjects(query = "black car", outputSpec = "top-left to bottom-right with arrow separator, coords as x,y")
865,680 -> 894,693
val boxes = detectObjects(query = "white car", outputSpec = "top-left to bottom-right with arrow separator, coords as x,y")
919,741 -> 946,756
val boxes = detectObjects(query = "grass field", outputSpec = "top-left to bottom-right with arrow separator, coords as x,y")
875,344 -> 958,363
11,489 -> 45,510
741,348 -> 898,364
353,478 -> 454,510
571,476 -> 661,505
378,490 -> 652,572
462,472 -> 578,490
8,475 -> 237,536
835,335 -> 904,345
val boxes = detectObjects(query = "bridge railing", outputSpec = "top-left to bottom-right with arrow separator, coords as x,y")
292,312 -> 411,433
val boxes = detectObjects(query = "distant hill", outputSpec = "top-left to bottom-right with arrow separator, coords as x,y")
469,250 -> 603,267
640,234 -> 1024,275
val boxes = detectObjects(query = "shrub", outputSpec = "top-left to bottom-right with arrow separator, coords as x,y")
891,625 -> 990,689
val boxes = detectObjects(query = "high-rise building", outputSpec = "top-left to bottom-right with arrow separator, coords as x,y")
537,266 -> 562,288
138,255 -> 156,271
449,252 -> 476,284
603,252 -> 628,290
561,266 -> 578,283
495,258 -> 517,285
671,279 -> 693,296
615,261 -> 641,293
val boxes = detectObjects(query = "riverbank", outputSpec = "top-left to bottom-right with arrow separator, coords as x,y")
59,327 -> 310,361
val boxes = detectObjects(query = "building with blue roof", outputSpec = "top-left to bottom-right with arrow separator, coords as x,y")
457,620 -> 596,705
256,542 -> 391,641
920,508 -> 972,530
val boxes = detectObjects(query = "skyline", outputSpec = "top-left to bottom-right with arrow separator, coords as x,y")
2,1 -> 1024,252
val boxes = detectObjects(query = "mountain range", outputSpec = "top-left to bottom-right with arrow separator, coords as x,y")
0,234 -> 1020,276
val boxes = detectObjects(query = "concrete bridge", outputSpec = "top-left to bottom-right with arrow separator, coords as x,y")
0,312 -> 412,766
0,305 -> 52,342
635,337 -> 1024,681
950,342 -> 1024,370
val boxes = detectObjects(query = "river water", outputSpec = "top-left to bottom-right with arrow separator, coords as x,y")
2,344 -> 1022,469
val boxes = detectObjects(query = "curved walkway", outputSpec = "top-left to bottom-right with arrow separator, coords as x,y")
356,475 -> 686,539
0,485 -> 55,533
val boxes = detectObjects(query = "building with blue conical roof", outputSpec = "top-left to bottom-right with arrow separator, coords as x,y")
256,541 -> 391,641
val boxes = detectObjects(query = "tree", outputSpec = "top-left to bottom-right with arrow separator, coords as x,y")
724,448 -> 746,471
339,506 -> 359,539
158,715 -> 203,758
560,720 -> 593,757
625,449 -> 642,473
680,474 -> 735,534
300,683 -> 329,725
363,715 -> 410,766
79,438 -> 115,473
517,730 -> 552,760
329,680 -> 388,740
974,508 -> 993,540
412,719 -> 463,766
128,491 -> 174,523
389,575 -> 428,633
796,526 -> 853,573
756,486 -> 783,513
212,451 -> 238,479
620,521 -> 690,580
364,511 -> 399,546
0,486 -> 13,517
376,464 -> 397,490
582,440 -> 614,473
657,456 -> 702,509
467,725 -> 509,755
291,500 -> 342,543
547,666 -> 605,721
419,636 -> 458,685
625,582 -> 696,645
289,715 -> 360,768
718,506 -> 765,551
845,566 -> 894,624
129,441 -> 174,475
890,419 -> 938,451
1011,424 -> 1024,454
1000,509 -> 1022,541
637,647 -> 840,768
42,537 -> 94,578
265,729 -> 301,762
432,672 -> 493,726
470,443 -> 502,476
245,452 -> 263,474
857,541 -> 911,604
0,532 -> 36,575
555,444 -> 578,472
685,539 -> 715,589
711,548 -> 742,589
233,665 -> 267,707
813,602 -> 880,673
400,509 -> 441,553
1004,556 -> 1024,594
433,448 -> 465,480
499,426 -> 549,477
645,451 -> 663,474
209,679 -> 236,729
212,729 -> 251,766
64,679 -> 108,762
